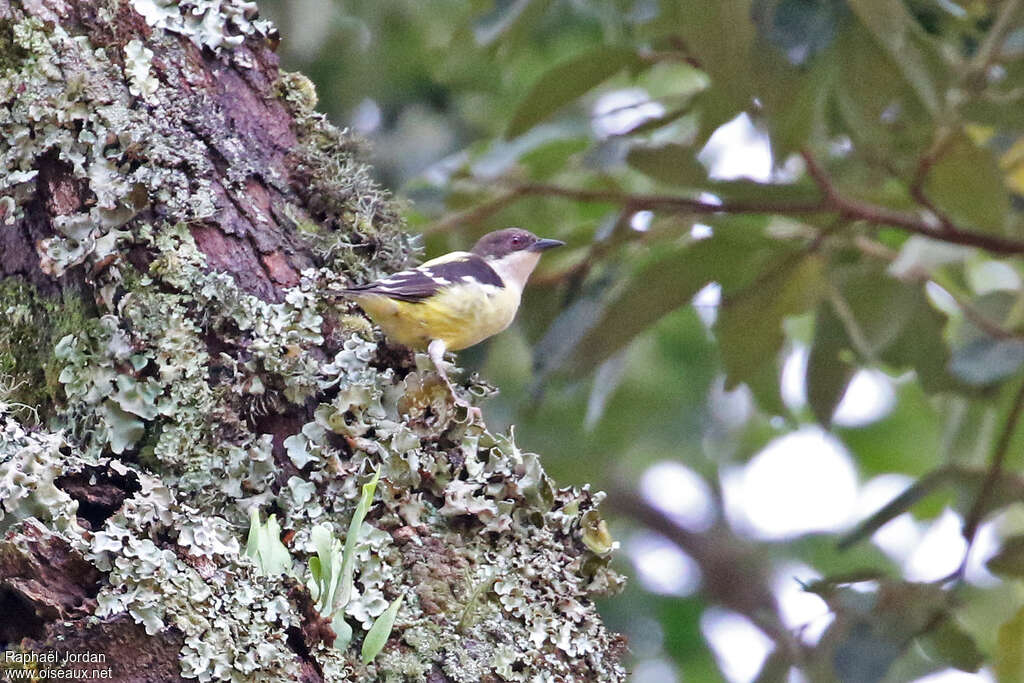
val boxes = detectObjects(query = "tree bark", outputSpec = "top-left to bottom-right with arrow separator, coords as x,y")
0,1 -> 625,681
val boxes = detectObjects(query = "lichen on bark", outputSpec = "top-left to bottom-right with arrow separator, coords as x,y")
0,1 -> 626,681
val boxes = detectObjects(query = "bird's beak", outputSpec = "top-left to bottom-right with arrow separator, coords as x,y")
529,238 -> 565,252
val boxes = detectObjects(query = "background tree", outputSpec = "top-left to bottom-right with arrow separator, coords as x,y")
0,1 -> 623,681
261,0 -> 1024,681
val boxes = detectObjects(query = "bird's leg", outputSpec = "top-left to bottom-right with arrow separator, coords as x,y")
427,339 -> 482,423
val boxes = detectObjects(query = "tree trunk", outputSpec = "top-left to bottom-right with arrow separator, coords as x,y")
0,1 -> 625,681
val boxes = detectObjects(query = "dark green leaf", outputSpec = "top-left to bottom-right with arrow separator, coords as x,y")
762,54 -> 834,159
717,253 -> 825,392
925,133 -> 1010,235
519,137 -> 589,179
668,1 -> 758,119
997,607 -> 1024,683
564,223 -> 777,377
473,0 -> 552,46
807,301 -> 855,427
844,0 -> 942,115
657,597 -> 721,679
925,618 -> 984,673
506,45 -> 641,138
704,179 -> 823,205
531,268 -> 617,384
754,0 -> 846,66
987,535 -> 1024,578
833,23 -> 933,159
620,105 -> 695,136
626,143 -> 707,186
950,337 -> 1024,386
828,264 -> 955,393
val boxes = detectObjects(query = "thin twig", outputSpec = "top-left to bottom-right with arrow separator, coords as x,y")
959,378 -> 1024,577
908,129 -> 959,233
969,0 -> 1024,76
799,151 -> 1024,255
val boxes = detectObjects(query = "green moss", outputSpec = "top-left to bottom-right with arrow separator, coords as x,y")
0,19 -> 28,72
0,280 -> 96,416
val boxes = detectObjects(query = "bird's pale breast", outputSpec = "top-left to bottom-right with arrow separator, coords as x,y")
354,281 -> 521,351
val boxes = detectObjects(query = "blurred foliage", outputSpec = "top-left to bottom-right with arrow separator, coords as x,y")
262,0 -> 1024,680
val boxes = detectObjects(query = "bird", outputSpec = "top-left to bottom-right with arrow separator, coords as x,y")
341,228 -> 564,420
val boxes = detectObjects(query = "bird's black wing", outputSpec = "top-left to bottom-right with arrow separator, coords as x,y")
345,254 -> 503,303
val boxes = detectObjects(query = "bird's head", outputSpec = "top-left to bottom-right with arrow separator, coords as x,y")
471,228 -> 564,290
472,228 -> 564,259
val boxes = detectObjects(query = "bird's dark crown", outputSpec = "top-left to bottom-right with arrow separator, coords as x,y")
471,228 -> 563,259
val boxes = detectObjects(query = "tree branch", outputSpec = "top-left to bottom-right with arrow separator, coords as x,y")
447,164 -> 1024,255
799,151 -> 1024,254
511,181 -> 829,216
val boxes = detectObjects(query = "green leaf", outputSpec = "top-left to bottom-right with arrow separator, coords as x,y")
332,613 -> 353,650
100,400 -> 145,455
997,607 -> 1024,683
925,618 -> 984,673
844,0 -> 942,115
827,264 -> 955,393
505,45 -> 641,138
561,224 -> 776,377
754,0 -> 846,66
662,0 -> 758,131
988,535 -> 1024,578
806,301 -> 855,427
338,468 -> 381,608
626,143 -> 707,186
761,51 -> 835,159
308,523 -> 343,614
837,381 -> 943,480
245,509 -> 293,576
717,253 -> 825,392
833,22 -> 933,159
925,133 -> 1011,235
704,179 -> 823,205
361,595 -> 404,664
950,337 -> 1024,386
620,105 -> 695,136
519,137 -> 589,180
473,0 -> 552,46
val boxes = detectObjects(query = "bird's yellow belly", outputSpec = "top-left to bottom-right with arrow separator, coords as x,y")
354,285 -> 520,351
